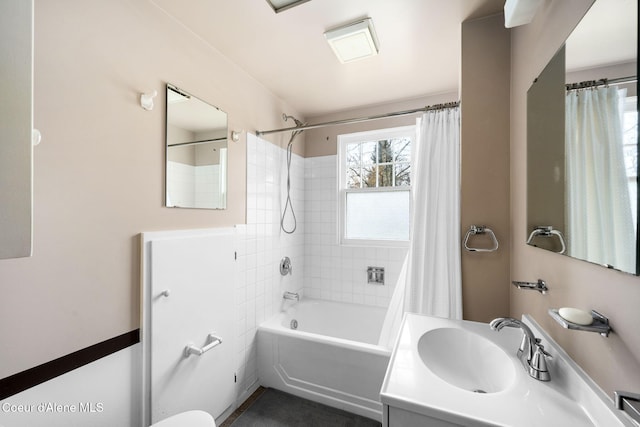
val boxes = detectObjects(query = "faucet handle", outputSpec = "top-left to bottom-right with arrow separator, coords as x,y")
534,341 -> 552,358
280,256 -> 292,275
517,334 -> 530,358
529,343 -> 552,381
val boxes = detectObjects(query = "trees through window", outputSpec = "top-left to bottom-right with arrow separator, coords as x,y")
338,126 -> 414,246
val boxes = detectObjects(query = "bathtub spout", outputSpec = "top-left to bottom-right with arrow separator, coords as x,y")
283,291 -> 299,301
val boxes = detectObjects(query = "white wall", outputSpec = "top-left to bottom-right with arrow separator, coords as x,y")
0,345 -> 141,427
0,0 -> 300,380
0,134 -> 305,427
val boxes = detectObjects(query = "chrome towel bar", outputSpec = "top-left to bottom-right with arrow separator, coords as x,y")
184,334 -> 223,357
463,225 -> 499,252
512,279 -> 549,294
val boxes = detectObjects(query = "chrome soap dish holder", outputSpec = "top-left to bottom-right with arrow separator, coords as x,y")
548,308 -> 611,337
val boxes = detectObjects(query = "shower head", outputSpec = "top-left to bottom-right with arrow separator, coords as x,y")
282,113 -> 304,128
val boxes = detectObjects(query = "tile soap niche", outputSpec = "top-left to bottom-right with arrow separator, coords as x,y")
367,266 -> 384,285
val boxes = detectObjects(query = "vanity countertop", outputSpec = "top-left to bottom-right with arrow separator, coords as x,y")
380,313 -> 633,427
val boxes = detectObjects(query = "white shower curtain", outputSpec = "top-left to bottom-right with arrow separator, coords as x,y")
565,86 -> 635,273
379,106 -> 462,347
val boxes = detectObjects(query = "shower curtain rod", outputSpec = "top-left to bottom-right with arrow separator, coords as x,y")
255,101 -> 460,136
565,75 -> 637,90
167,137 -> 227,148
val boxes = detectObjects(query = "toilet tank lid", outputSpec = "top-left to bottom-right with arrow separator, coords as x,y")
151,410 -> 216,427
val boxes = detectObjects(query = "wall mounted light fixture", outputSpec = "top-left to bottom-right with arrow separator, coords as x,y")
32,129 -> 41,146
140,90 -> 158,111
231,130 -> 242,142
324,18 -> 380,64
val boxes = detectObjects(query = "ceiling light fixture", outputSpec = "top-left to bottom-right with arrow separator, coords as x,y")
265,0 -> 311,14
504,0 -> 542,28
324,18 -> 380,64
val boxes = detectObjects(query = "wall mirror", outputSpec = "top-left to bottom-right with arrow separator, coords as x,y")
527,0 -> 638,275
165,84 -> 228,209
0,0 -> 33,259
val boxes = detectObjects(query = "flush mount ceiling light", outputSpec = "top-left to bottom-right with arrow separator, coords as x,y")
504,0 -> 542,28
324,18 -> 380,64
265,0 -> 311,14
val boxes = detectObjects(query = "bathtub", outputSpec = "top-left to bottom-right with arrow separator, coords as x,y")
257,299 -> 392,421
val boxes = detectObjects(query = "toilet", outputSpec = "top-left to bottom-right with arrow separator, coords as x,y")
150,410 -> 216,427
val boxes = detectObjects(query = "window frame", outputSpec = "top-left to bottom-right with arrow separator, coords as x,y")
337,125 -> 415,247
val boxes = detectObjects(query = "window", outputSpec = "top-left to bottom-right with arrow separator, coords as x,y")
338,126 -> 414,246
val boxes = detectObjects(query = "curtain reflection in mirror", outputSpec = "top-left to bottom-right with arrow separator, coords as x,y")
565,86 -> 636,272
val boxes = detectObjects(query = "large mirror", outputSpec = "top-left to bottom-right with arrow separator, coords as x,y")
527,0 -> 638,274
165,84 -> 228,209
0,0 -> 33,259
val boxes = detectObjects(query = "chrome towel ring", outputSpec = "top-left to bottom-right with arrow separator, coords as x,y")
526,226 -> 566,254
463,225 -> 499,252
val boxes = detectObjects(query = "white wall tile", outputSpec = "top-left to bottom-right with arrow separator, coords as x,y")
302,154 -> 407,307
237,134 -> 305,392
237,139 -> 409,394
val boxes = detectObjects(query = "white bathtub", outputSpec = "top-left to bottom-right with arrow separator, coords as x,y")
257,299 -> 392,421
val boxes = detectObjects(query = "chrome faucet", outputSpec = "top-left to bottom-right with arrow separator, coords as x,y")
283,291 -> 299,301
490,317 -> 551,381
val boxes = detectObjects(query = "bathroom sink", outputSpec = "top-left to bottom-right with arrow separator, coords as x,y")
381,314 -> 631,427
417,327 -> 516,393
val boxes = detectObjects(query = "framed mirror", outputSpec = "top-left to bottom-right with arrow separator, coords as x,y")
527,0 -> 638,274
165,84 -> 228,209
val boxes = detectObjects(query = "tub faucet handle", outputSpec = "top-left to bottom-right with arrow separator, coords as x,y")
280,257 -> 292,275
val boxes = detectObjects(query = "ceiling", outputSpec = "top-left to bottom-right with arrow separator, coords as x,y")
150,0 -> 505,118
150,0 -> 637,118
565,0 -> 637,72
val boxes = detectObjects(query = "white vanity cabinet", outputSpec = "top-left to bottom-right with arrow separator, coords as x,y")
383,405 -> 461,427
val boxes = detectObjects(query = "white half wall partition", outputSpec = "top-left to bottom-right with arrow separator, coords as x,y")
140,228 -> 237,426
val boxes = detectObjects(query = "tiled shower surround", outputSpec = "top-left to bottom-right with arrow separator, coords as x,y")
237,134 -> 407,394
236,134 -> 305,393
303,155 -> 407,305
167,161 -> 222,208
